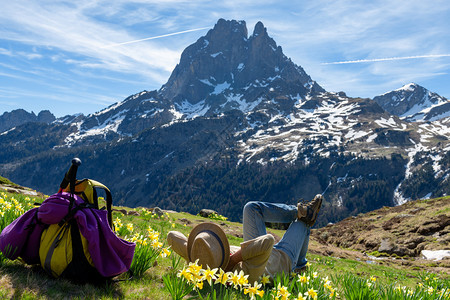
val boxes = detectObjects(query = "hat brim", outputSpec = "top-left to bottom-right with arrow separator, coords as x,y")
187,222 -> 230,270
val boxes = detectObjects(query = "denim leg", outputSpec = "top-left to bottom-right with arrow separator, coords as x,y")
273,220 -> 310,271
242,201 -> 297,241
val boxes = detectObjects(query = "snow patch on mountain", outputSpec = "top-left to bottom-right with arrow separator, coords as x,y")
176,100 -> 210,119
213,82 -> 231,95
64,111 -> 128,146
374,117 -> 398,128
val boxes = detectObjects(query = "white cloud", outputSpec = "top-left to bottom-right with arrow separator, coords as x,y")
323,54 -> 450,65
0,1 -> 186,82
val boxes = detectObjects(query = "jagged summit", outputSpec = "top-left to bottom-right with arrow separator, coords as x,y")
0,109 -> 55,132
159,19 -> 324,112
374,83 -> 450,121
253,21 -> 266,36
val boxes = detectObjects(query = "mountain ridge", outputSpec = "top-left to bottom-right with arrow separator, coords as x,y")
373,83 -> 450,121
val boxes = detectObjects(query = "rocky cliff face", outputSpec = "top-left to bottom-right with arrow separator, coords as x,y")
160,19 -> 324,115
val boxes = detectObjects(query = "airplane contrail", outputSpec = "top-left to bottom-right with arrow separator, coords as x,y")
322,54 -> 450,65
100,27 -> 211,49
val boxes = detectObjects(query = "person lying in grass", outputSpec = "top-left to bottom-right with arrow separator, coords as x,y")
167,195 -> 323,284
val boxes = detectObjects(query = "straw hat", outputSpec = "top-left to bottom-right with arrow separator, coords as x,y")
187,222 -> 230,270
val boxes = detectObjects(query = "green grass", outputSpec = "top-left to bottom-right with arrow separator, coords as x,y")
0,190 -> 449,299
0,176 -> 18,187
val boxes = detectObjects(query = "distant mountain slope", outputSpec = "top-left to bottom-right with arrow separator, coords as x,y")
373,83 -> 450,121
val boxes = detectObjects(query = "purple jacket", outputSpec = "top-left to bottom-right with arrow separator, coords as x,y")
0,192 -> 135,277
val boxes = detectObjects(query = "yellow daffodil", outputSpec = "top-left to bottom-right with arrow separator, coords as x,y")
276,283 -> 291,300
298,274 -> 309,284
370,276 -> 377,282
244,281 -> 263,300
306,288 -> 318,300
203,266 -> 218,286
229,270 -> 241,289
160,248 -> 171,258
126,223 -> 134,232
215,269 -> 228,285
296,293 -> 307,300
195,280 -> 204,290
188,260 -> 202,272
237,270 -> 249,287
151,240 -> 163,249
260,274 -> 270,285
178,267 -> 193,282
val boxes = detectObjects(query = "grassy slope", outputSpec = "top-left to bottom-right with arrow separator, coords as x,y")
0,180 -> 449,299
0,176 -> 18,187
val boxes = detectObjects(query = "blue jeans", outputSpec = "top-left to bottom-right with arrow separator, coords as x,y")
242,201 -> 310,271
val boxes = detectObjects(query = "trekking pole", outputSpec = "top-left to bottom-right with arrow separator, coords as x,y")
58,158 -> 82,219
58,158 -> 82,193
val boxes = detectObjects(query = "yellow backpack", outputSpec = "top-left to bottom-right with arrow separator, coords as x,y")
39,159 -> 116,282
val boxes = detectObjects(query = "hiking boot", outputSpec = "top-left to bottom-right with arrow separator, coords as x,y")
297,194 -> 323,226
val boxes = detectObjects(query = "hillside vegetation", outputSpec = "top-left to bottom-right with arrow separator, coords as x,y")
0,180 -> 449,299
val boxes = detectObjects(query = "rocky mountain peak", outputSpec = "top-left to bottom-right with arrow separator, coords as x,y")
253,21 -> 266,36
208,18 -> 248,41
374,83 -> 450,121
159,19 -> 324,115
0,109 -> 56,133
37,110 -> 56,124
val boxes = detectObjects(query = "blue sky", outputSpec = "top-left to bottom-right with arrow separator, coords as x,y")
1,0 -> 449,117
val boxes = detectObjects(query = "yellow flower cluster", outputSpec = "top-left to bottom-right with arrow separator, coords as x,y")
113,217 -> 123,230
0,192 -> 34,220
395,284 -> 450,298
297,273 -> 336,299
147,227 -> 163,249
172,258 -> 342,300
177,260 -> 264,298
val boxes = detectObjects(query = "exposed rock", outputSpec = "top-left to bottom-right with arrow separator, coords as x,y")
152,207 -> 164,217
378,238 -> 395,254
382,214 -> 413,230
112,208 -> 127,215
404,236 -> 425,249
0,184 -> 43,197
198,209 -> 218,218
417,222 -> 444,235
179,218 -> 191,225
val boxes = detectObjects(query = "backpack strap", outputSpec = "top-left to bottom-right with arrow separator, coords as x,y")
85,180 -> 113,230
